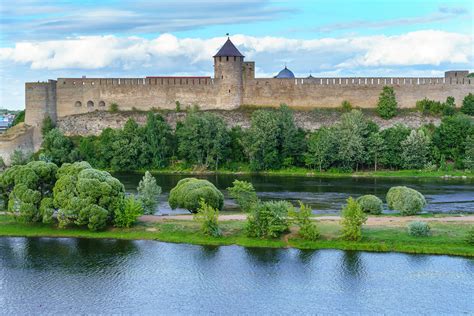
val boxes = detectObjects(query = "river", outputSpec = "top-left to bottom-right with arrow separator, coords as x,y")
113,173 -> 474,214
0,237 -> 472,314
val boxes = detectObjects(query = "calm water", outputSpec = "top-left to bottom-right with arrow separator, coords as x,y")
0,237 -> 472,314
114,173 -> 474,214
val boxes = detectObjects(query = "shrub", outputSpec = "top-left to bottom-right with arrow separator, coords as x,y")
175,101 -> 181,112
227,180 -> 258,212
11,110 -> 25,127
289,201 -> 319,241
114,195 -> 144,228
194,199 -> 221,237
109,103 -> 119,113
168,178 -> 224,213
41,116 -> 55,136
246,200 -> 291,238
461,93 -> 474,115
377,86 -> 398,119
340,197 -> 367,241
9,150 -> 33,166
137,171 -> 162,215
356,195 -> 383,215
341,100 -> 352,112
442,96 -> 456,116
386,186 -> 427,215
466,226 -> 474,245
407,221 -> 430,237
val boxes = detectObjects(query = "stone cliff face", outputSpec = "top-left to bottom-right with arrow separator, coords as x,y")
56,109 -> 441,136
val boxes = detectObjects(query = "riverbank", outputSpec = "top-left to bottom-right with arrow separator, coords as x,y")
1,215 -> 472,257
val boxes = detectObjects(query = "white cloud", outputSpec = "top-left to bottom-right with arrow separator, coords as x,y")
1,31 -> 471,73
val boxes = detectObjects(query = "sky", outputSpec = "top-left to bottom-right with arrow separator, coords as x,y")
0,0 -> 473,110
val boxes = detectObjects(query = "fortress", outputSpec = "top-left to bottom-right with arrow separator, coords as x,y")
0,38 -> 472,164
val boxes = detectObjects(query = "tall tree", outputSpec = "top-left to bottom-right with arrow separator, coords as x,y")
143,113 -> 172,168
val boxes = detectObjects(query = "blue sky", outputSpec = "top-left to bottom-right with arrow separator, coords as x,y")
0,0 -> 473,109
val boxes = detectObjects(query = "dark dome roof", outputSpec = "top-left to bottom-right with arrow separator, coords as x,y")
214,38 -> 244,57
274,66 -> 295,79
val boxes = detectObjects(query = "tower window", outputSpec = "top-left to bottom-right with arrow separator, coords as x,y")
229,89 -> 231,93
75,101 -> 82,107
99,101 -> 105,107
87,100 -> 94,107
226,56 -> 229,61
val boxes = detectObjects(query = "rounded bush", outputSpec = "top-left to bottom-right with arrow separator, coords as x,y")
356,195 -> 383,214
386,186 -> 427,215
407,221 -> 430,237
168,178 -> 224,213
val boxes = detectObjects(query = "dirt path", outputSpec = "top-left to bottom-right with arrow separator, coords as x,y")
139,214 -> 474,226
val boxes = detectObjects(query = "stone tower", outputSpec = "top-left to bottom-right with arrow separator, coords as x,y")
213,38 -> 244,109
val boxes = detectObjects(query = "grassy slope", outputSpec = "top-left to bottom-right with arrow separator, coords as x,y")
1,215 -> 472,257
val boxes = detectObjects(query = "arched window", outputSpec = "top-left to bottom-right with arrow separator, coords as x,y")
75,101 -> 82,107
99,101 -> 105,107
87,100 -> 94,107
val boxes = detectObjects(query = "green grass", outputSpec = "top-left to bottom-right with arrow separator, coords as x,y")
1,215 -> 472,257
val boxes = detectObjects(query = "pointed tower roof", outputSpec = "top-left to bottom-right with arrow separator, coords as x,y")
214,38 -> 244,57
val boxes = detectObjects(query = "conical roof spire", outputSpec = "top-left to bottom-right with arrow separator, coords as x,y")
214,38 -> 244,57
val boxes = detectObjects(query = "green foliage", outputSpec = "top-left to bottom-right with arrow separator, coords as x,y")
289,201 -> 319,241
0,157 -> 5,170
461,93 -> 474,115
416,97 -> 456,116
109,119 -> 149,170
464,135 -> 474,170
367,132 -> 385,171
143,113 -> 173,168
109,103 -> 119,113
407,221 -> 430,237
305,127 -> 334,171
42,128 -> 75,165
194,199 -> 221,237
53,162 -> 125,231
341,100 -> 352,112
246,200 -> 291,238
137,171 -> 162,215
175,101 -> 181,112
9,150 -> 33,166
227,180 -> 258,212
379,124 -> 411,169
41,116 -> 55,136
356,195 -> 383,215
377,86 -> 398,119
11,110 -> 25,127
340,197 -> 367,241
114,195 -> 144,228
401,129 -> 431,169
466,226 -> 474,245
386,186 -> 427,215
168,178 -> 224,213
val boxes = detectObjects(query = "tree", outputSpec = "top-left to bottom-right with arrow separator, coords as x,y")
380,124 -> 411,169
401,129 -> 431,169
461,93 -> 474,115
109,119 -> 148,170
41,116 -> 55,136
137,171 -> 162,215
340,197 -> 367,241
377,86 -> 398,119
143,113 -> 172,168
367,132 -> 385,171
9,150 -> 33,166
356,195 -> 383,215
246,200 -> 291,238
278,104 -> 307,167
227,180 -> 258,212
289,201 -> 319,240
168,178 -> 224,213
464,135 -> 474,171
114,195 -> 144,228
386,186 -> 427,215
305,127 -> 334,172
11,110 -> 25,127
194,199 -> 221,237
42,128 -> 75,165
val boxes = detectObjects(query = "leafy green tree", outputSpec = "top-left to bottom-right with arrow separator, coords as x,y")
461,93 -> 474,115
168,178 -> 224,213
42,128 -> 75,165
305,127 -> 334,171
9,150 -> 33,166
41,116 -> 55,136
443,96 -> 456,116
464,135 -> 474,171
11,110 -> 25,127
227,180 -> 258,212
386,186 -> 427,215
367,132 -> 385,171
143,113 -> 172,168
356,195 -> 383,215
137,171 -> 162,215
246,200 -> 291,238
380,124 -> 411,169
228,126 -> 247,163
78,136 -> 100,166
401,129 -> 431,169
53,161 -> 125,231
279,104 -> 307,167
114,195 -> 144,228
194,199 -> 221,237
109,119 -> 148,170
340,197 -> 367,241
289,201 -> 319,241
377,86 -> 398,119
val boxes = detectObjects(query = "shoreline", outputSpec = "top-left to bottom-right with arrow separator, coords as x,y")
1,215 -> 472,257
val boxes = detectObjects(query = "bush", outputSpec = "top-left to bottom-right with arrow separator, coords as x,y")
461,93 -> 474,115
114,195 -> 144,228
41,116 -> 55,136
466,226 -> 474,245
407,221 -> 430,237
227,180 -> 258,212
289,201 -> 319,241
168,178 -> 224,213
9,150 -> 33,166
137,171 -> 162,215
341,100 -> 352,112
340,197 -> 367,241
377,86 -> 398,119
246,200 -> 291,238
386,186 -> 427,215
194,199 -> 221,237
109,103 -> 119,113
356,195 -> 383,215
